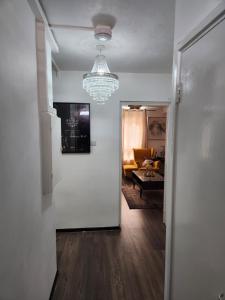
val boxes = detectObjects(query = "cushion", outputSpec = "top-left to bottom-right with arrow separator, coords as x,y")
123,164 -> 138,170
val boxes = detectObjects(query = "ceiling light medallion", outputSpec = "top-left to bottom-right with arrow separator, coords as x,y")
83,43 -> 119,105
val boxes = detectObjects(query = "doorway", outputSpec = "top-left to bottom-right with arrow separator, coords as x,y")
119,101 -> 170,299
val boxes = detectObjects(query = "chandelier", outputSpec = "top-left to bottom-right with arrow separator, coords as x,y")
83,46 -> 119,104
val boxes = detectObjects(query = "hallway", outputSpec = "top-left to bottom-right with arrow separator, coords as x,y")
2,1 -> 225,299
52,196 -> 165,300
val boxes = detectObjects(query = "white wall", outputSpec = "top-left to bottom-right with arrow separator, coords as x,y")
54,72 -> 172,102
53,71 -> 172,228
167,0 -> 225,299
0,1 -> 56,299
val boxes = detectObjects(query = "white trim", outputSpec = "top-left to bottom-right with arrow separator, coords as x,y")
165,3 -> 225,300
164,50 -> 181,300
49,24 -> 94,31
52,57 -> 60,73
27,0 -> 59,52
118,100 -> 171,225
177,1 -> 225,52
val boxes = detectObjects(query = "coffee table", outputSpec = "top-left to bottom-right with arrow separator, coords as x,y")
132,170 -> 164,198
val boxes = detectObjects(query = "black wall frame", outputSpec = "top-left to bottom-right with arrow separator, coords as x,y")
53,102 -> 90,153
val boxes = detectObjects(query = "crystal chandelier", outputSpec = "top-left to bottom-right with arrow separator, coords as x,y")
83,46 -> 119,104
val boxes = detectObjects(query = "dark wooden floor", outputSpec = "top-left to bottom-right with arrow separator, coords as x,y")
51,195 -> 165,300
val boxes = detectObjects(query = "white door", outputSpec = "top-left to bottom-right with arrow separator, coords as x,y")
171,13 -> 225,300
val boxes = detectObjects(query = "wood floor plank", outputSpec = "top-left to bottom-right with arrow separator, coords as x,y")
51,195 -> 165,300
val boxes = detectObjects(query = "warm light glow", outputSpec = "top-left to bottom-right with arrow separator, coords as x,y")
122,110 -> 147,162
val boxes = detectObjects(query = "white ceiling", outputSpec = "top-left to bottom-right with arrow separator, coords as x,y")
40,0 -> 175,73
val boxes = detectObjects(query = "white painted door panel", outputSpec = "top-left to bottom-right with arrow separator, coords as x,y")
171,18 -> 225,299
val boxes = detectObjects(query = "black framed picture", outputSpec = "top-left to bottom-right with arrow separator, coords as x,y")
53,102 -> 90,153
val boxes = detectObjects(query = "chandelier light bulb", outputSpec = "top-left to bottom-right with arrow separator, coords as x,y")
94,25 -> 112,42
83,46 -> 119,104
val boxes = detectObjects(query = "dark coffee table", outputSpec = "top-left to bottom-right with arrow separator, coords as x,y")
132,170 -> 164,198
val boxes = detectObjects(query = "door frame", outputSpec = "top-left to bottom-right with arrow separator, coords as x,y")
119,100 -> 171,226
165,2 -> 225,300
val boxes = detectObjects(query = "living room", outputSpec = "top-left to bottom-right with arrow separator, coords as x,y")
122,104 -> 167,210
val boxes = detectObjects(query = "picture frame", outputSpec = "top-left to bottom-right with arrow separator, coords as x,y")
148,117 -> 166,140
53,102 -> 90,153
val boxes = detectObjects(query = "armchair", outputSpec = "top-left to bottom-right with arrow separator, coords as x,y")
133,148 -> 160,172
122,147 -> 160,178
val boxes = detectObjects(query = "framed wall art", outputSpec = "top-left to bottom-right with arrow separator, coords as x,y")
53,102 -> 90,153
148,117 -> 166,140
